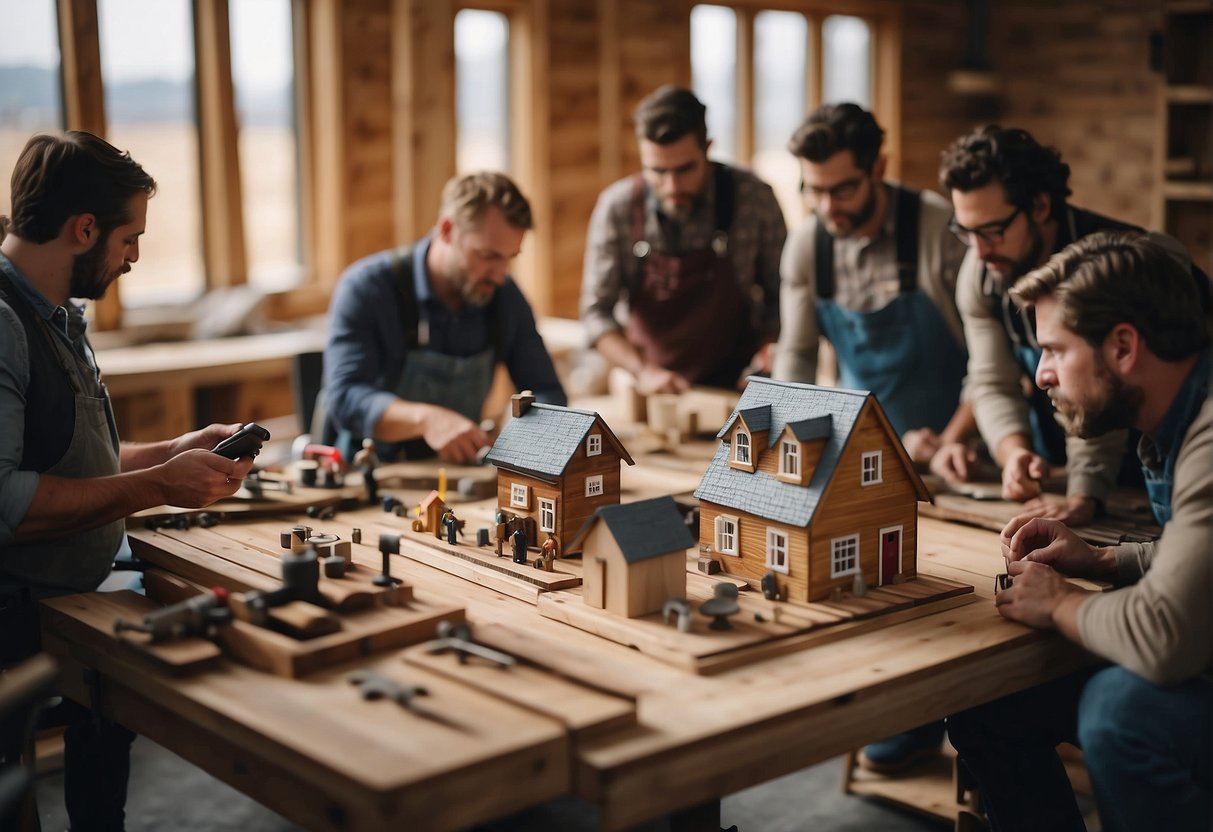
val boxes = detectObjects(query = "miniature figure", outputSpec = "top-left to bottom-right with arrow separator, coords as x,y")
354,438 -> 380,505
511,526 -> 528,565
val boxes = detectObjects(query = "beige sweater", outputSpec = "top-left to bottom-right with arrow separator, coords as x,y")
955,247 -> 1127,503
1077,393 -> 1213,684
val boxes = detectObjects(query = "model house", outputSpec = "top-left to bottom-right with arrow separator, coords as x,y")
694,378 -> 930,603
484,393 -> 634,554
566,496 -> 693,618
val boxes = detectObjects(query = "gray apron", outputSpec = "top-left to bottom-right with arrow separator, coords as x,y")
2,311 -> 124,596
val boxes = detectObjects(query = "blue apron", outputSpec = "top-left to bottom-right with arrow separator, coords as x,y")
1139,350 -> 1212,525
816,292 -> 965,435
813,185 -> 966,436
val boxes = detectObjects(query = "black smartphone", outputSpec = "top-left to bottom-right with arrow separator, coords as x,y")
211,423 -> 271,460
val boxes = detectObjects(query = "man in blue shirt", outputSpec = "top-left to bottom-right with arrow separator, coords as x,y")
324,172 -> 566,464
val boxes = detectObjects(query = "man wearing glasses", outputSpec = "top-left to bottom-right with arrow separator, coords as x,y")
773,103 -> 971,465
938,126 -> 1165,525
774,103 -> 970,774
581,85 -> 786,394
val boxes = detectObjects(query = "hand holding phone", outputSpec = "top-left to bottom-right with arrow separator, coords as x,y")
211,423 -> 270,460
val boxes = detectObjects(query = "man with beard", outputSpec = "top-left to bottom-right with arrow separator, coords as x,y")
0,131 -> 254,830
324,171 -> 565,464
581,85 -> 786,394
773,103 -> 971,465
936,126 -> 1194,525
948,231 -> 1212,832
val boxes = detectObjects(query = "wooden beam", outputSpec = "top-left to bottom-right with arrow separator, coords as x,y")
735,8 -> 754,163
510,0 -> 552,315
291,0 -> 317,286
873,10 -> 903,180
193,0 -> 248,287
307,0 -> 344,286
598,0 -> 622,187
58,0 -> 122,331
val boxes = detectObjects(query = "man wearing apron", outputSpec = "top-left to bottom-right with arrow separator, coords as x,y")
940,125 -> 1210,527
0,132 -> 253,831
773,103 -> 971,467
948,232 -> 1212,832
324,172 -> 565,464
581,85 -> 786,394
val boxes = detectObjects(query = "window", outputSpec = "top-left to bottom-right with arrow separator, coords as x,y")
691,4 -> 885,226
538,498 -> 555,533
99,0 -> 204,306
780,439 -> 800,477
766,528 -> 788,574
690,5 -> 737,162
715,515 -> 738,555
585,475 -> 603,497
0,0 -> 63,216
734,430 -> 751,465
510,482 -> 529,508
586,433 -> 602,456
455,9 -> 509,174
230,0 -> 303,292
861,451 -> 883,485
831,534 -> 859,578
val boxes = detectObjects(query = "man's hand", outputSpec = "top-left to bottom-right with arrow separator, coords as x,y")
169,423 -> 244,458
1001,446 -> 1048,501
999,515 -> 1113,578
735,343 -> 774,389
902,428 -> 942,463
929,441 -> 978,481
636,364 -> 690,396
422,407 -> 490,464
994,560 -> 1090,630
1020,494 -> 1098,526
157,449 -> 254,508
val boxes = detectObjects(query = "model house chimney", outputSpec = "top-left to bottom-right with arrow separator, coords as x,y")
511,390 -> 536,418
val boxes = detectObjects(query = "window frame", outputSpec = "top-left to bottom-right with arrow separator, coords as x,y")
586,433 -> 602,457
510,482 -> 530,508
715,514 -> 740,555
779,438 -> 800,477
733,429 -> 752,465
830,533 -> 859,578
861,450 -> 883,486
538,497 -> 556,532
689,2 -> 902,189
765,527 -> 789,574
585,474 -> 604,497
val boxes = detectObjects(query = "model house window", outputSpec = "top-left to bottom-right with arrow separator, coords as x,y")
585,475 -> 603,497
510,482 -> 529,508
780,440 -> 800,477
765,528 -> 788,574
831,534 -> 859,577
734,430 -> 751,465
861,451 -> 883,485
538,498 -> 555,533
715,515 -> 739,555
586,433 -> 602,456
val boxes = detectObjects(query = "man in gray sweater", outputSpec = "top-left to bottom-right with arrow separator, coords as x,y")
947,231 -> 1211,832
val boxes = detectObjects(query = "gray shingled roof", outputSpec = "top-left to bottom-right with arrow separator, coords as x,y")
694,379 -> 871,527
484,403 -> 632,479
571,496 -> 694,563
787,415 -> 833,442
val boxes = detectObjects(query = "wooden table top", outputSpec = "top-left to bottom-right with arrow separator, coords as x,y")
41,446 -> 1103,831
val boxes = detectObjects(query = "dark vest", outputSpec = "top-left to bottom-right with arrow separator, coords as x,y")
0,273 -> 75,472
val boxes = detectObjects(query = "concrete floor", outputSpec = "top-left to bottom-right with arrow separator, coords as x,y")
36,736 -> 949,831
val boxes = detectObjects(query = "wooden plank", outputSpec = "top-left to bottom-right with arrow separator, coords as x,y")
403,644 -> 638,741
42,592 -> 222,675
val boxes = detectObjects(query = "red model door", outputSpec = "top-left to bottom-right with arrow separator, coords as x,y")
879,527 -> 901,585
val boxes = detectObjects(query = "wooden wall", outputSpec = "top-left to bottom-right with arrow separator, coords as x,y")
898,0 -> 1162,230
309,0 -> 1167,321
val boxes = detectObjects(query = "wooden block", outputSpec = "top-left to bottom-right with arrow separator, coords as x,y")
267,601 -> 342,639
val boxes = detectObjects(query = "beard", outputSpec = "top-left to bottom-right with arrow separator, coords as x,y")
1049,357 -> 1143,439
660,191 -> 702,222
459,277 -> 497,308
68,232 -> 125,300
819,185 -> 877,238
983,218 -> 1045,282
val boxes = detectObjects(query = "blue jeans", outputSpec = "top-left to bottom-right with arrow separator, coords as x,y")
948,666 -> 1212,832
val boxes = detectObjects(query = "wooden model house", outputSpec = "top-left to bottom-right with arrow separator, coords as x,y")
484,393 -> 634,554
566,496 -> 693,618
694,378 -> 930,603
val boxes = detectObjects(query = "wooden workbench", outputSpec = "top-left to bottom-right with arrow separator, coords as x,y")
39,451 -> 1100,831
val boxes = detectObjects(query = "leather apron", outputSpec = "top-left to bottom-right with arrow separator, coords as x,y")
624,164 -> 756,388
0,276 -> 124,597
813,186 -> 966,436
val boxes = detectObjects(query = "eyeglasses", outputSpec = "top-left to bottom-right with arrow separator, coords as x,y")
949,206 -> 1022,246
799,173 -> 867,202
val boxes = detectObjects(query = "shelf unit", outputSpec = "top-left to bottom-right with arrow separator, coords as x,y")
1155,1 -> 1213,275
